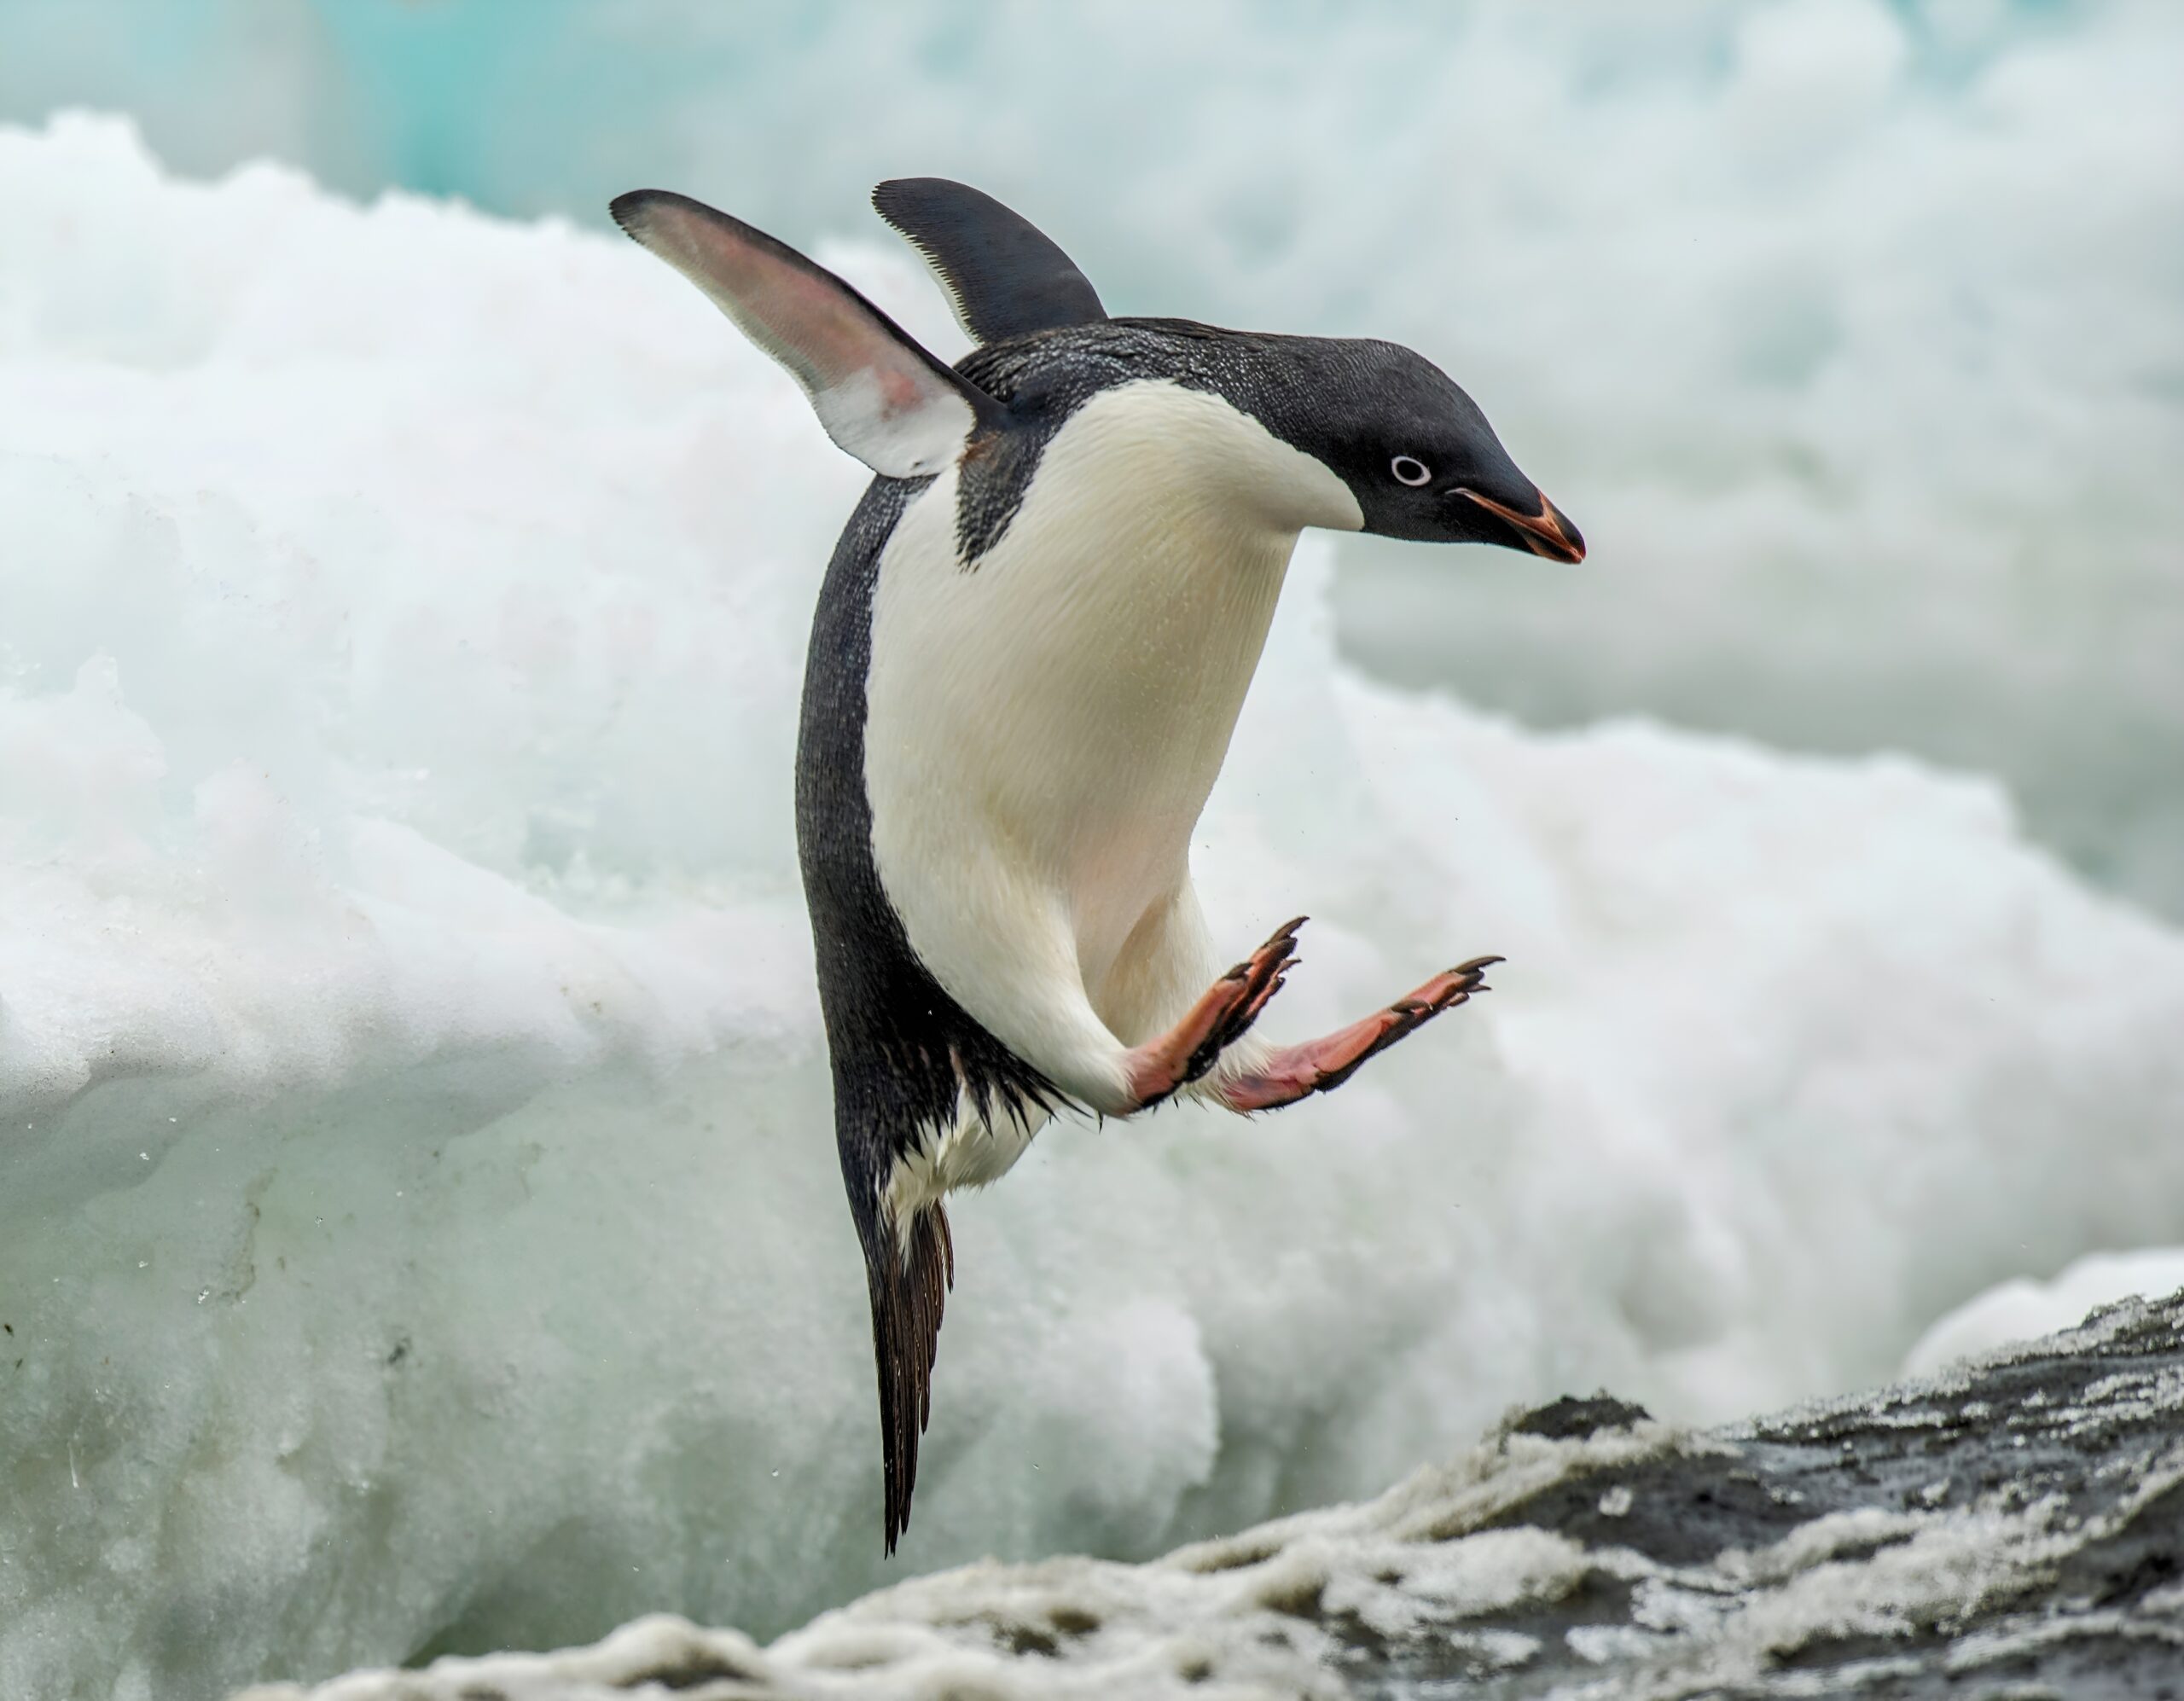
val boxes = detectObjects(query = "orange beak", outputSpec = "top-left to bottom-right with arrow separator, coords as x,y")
1459,487 -> 1586,563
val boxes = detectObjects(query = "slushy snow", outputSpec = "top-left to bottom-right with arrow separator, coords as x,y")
3,116 -> 2183,1701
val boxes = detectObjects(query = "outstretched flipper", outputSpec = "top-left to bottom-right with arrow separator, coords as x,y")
863,1201 -> 954,1555
873,177 -> 1107,345
610,188 -> 1003,477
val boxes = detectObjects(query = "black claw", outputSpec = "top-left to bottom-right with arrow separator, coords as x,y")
1188,925 -> 1311,1089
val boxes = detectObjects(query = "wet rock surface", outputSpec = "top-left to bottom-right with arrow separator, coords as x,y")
1345,1292 -> 2184,1699
238,1293 -> 2184,1700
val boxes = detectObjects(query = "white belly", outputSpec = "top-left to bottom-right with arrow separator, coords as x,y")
863,379 -> 1362,1086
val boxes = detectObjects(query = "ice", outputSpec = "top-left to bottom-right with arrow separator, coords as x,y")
4,2 -> 2180,915
3,115 -> 2184,1700
234,1296 -> 2184,1698
1901,1246 -> 2184,1377
233,1425 -> 1668,1701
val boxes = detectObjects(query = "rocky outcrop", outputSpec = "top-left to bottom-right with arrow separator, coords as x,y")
239,1292 -> 2184,1700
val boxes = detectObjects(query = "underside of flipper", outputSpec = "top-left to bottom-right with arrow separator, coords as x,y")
610,188 -> 1002,478
874,177 -> 1107,345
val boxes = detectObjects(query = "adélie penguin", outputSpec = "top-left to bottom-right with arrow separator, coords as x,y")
609,177 -> 1584,1553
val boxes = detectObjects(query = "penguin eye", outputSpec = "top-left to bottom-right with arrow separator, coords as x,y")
1390,455 -> 1432,487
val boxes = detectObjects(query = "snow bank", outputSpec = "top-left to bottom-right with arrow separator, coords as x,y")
6,1 -> 2181,914
3,116 -> 2182,1700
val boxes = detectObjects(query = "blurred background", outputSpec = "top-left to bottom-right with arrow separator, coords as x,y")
7,0 -> 2180,910
3,4 -> 2181,1698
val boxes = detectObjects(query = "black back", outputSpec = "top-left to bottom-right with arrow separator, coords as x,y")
796,473 -> 1066,1552
874,177 -> 1107,345
797,474 -> 1067,1165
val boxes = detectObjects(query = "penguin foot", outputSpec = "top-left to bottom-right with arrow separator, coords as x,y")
1218,955 -> 1501,1112
1122,917 -> 1305,1111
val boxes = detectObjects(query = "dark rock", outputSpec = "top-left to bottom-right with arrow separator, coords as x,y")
1507,1393 -> 1655,1441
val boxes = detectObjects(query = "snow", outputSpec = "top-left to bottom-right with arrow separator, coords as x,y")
1902,1247 -> 2184,1377
229,1422 -> 1678,1701
4,2 -> 2180,916
3,112 -> 2183,1701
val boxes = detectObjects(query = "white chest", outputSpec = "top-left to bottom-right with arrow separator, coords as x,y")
861,380 -> 1361,1041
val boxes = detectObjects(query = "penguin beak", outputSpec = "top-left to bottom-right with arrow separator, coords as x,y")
1458,487 -> 1586,563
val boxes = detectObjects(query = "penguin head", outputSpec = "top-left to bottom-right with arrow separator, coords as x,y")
1281,339 -> 1584,563
608,178 -> 1583,562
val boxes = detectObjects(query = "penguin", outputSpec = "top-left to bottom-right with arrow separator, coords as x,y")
609,178 -> 1583,1553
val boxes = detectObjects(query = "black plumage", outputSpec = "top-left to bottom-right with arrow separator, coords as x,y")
873,177 -> 1108,344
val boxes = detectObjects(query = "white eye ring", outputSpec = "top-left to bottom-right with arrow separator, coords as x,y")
1390,455 -> 1432,486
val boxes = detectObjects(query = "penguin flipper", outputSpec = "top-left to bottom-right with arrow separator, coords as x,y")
863,1201 -> 954,1555
610,189 -> 1003,478
873,178 -> 1108,345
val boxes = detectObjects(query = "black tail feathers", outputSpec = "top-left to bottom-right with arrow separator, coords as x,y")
865,1202 -> 954,1554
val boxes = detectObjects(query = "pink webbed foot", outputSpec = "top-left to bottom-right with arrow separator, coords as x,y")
1122,917 -> 1304,1112
1219,955 -> 1502,1112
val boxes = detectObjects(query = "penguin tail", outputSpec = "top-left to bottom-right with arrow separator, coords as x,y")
864,1200 -> 953,1554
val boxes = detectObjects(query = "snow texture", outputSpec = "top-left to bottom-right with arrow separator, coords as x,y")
3,1 -> 2180,915
233,1293 -> 2184,1699
3,113 -> 2183,1700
